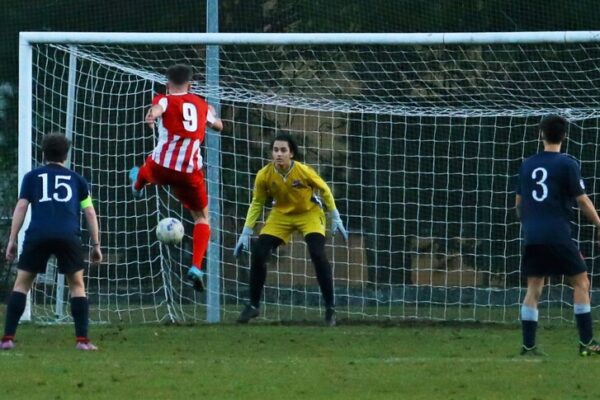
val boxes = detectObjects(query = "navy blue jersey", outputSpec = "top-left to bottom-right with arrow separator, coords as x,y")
19,164 -> 90,240
517,151 -> 584,245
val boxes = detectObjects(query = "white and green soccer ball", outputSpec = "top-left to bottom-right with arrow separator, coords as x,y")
156,217 -> 184,245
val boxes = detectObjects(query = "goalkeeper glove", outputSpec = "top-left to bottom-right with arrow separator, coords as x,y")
329,210 -> 348,242
233,227 -> 253,257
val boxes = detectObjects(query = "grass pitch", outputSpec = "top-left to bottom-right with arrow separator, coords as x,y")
3,321 -> 600,399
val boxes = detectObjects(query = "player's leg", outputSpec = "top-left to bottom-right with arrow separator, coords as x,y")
570,272 -> 600,355
521,276 -> 544,355
186,206 -> 210,292
129,156 -> 158,198
58,237 -> 97,351
305,233 -> 336,326
237,234 -> 284,323
2,270 -> 36,349
298,208 -> 336,325
519,245 -> 547,355
65,271 -> 96,351
2,238 -> 51,349
169,169 -> 210,292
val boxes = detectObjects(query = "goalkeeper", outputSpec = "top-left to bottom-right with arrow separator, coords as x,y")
234,133 -> 347,326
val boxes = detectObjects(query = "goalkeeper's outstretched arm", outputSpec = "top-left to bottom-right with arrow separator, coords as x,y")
234,170 -> 268,256
305,166 -> 348,241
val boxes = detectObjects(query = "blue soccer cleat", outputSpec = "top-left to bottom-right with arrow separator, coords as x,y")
128,166 -> 144,199
187,266 -> 205,292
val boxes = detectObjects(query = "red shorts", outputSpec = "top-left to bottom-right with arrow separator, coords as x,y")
137,156 -> 208,211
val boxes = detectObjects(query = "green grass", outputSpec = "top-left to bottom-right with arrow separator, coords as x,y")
4,322 -> 600,399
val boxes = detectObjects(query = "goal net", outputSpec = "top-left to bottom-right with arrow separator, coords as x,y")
21,33 -> 600,324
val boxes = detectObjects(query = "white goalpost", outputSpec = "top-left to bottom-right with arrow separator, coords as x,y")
18,31 -> 600,324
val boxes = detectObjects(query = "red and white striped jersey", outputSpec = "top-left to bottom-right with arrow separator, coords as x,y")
150,92 -> 216,172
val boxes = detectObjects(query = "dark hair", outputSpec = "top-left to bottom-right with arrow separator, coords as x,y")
42,133 -> 71,162
166,64 -> 192,86
270,133 -> 300,160
539,114 -> 568,144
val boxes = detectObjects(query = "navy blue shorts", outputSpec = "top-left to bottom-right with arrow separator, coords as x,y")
521,244 -> 587,277
18,237 -> 85,275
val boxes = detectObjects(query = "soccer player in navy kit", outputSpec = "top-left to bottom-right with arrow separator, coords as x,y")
2,134 -> 102,351
516,115 -> 600,356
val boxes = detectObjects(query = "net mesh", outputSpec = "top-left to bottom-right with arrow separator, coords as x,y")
27,40 -> 600,323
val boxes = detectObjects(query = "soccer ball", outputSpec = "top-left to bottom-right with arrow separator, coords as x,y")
156,217 -> 184,245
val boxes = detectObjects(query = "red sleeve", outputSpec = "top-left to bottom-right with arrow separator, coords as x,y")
152,94 -> 165,105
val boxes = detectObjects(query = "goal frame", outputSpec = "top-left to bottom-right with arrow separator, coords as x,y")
18,30 -> 600,322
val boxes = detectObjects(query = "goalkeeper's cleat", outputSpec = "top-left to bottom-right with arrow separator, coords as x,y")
520,345 -> 547,357
187,266 -> 205,292
237,304 -> 259,323
325,307 -> 336,327
128,166 -> 144,199
76,339 -> 98,351
1,338 -> 15,350
579,339 -> 600,356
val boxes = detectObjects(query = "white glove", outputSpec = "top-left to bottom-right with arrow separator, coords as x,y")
233,227 -> 253,257
329,210 -> 348,242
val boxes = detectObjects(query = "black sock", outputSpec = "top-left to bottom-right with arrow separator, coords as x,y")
249,263 -> 267,309
70,297 -> 89,339
3,291 -> 27,338
306,233 -> 335,309
522,320 -> 537,348
576,312 -> 593,344
248,235 -> 281,309
314,261 -> 334,309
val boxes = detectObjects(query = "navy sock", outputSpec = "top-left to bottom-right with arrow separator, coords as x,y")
521,305 -> 539,348
70,297 -> 89,339
522,321 -> 538,348
575,312 -> 593,344
3,291 -> 27,338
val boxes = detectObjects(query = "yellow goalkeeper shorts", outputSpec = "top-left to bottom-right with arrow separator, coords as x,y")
260,207 -> 326,244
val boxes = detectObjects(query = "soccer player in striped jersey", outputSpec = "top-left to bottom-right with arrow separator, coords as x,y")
2,133 -> 102,351
129,64 -> 223,292
516,115 -> 600,356
233,133 -> 348,326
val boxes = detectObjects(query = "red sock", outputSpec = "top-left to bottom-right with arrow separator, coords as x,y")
192,223 -> 211,269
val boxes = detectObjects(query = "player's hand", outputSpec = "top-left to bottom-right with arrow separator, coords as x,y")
208,104 -> 217,116
90,245 -> 103,265
596,229 -> 600,247
329,210 -> 348,242
145,109 -> 156,129
5,239 -> 17,262
233,227 -> 253,257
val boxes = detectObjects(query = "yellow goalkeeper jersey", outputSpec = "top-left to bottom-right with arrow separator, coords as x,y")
244,161 -> 337,229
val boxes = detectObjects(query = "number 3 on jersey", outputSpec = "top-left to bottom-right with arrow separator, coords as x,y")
531,167 -> 548,202
182,103 -> 198,132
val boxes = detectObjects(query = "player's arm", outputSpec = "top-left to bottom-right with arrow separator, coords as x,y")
233,171 -> 267,256
305,167 -> 337,212
305,167 -> 348,241
569,160 -> 600,245
5,199 -> 29,262
515,194 -> 522,220
243,172 -> 268,230
81,195 -> 103,264
576,194 -> 600,229
145,97 -> 167,128
206,104 -> 223,131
